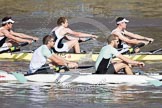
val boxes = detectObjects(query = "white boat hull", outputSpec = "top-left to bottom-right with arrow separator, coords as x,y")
0,71 -> 162,85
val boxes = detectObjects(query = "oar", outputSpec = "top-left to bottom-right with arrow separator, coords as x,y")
0,42 -> 29,54
128,43 -> 145,53
146,75 -> 162,87
11,65 -> 70,83
77,65 -> 94,69
11,72 -> 27,83
148,48 -> 162,54
78,38 -> 92,43
136,71 -> 162,86
132,43 -> 145,49
52,65 -> 94,73
139,48 -> 162,54
24,65 -> 94,75
49,65 -> 94,71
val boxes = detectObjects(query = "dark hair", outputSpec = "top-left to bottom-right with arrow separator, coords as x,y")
116,17 -> 124,25
2,16 -> 12,22
43,35 -> 54,45
57,17 -> 67,26
107,34 -> 118,44
2,16 -> 12,26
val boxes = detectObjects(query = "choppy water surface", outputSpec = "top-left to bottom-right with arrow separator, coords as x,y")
0,0 -> 162,108
0,82 -> 162,108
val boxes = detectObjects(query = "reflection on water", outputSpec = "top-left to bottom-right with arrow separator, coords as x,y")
1,82 -> 162,108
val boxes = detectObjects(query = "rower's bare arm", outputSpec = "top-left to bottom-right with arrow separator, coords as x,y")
114,32 -> 139,44
65,35 -> 79,41
49,54 -> 78,68
117,54 -> 145,67
125,30 -> 154,42
2,29 -> 31,43
66,28 -> 98,38
11,31 -> 38,41
49,54 -> 68,66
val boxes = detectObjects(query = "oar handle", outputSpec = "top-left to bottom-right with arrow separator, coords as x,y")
133,43 -> 145,49
78,38 -> 92,43
19,39 -> 37,47
18,42 -> 29,47
77,65 -> 94,69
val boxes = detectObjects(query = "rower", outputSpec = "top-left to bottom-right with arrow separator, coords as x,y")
95,34 -> 145,75
0,16 -> 38,52
50,17 -> 98,53
111,17 -> 154,54
28,35 -> 78,74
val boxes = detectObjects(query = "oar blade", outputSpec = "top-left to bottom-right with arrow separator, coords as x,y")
148,80 -> 162,87
11,72 -> 27,83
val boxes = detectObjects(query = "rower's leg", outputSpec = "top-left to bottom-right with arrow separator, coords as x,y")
0,43 -> 11,51
113,62 -> 133,75
124,65 -> 133,75
66,40 -> 80,53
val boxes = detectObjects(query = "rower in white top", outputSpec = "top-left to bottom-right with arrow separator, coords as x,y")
0,16 -> 38,52
50,17 -> 98,53
111,17 -> 154,54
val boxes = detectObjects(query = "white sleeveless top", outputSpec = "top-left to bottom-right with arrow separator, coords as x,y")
111,29 -> 130,53
51,26 -> 69,52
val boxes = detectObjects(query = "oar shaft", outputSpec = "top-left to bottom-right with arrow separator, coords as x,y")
77,65 -> 94,69
78,38 -> 92,43
18,42 -> 29,47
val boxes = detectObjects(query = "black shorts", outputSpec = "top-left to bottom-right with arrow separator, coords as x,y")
105,64 -> 116,74
95,64 -> 116,74
33,64 -> 55,75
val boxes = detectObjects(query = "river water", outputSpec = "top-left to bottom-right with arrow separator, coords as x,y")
0,0 -> 162,108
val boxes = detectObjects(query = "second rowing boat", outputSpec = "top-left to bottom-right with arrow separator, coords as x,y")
0,52 -> 162,61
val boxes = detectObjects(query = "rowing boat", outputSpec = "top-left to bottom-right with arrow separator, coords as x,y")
0,70 -> 162,86
0,52 -> 162,61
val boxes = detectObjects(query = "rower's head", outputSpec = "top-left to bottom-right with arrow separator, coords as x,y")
116,17 -> 129,29
43,35 -> 55,48
2,16 -> 15,26
107,34 -> 119,48
57,17 -> 68,27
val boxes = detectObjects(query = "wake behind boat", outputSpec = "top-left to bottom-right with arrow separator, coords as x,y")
0,70 -> 162,86
0,52 -> 162,61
